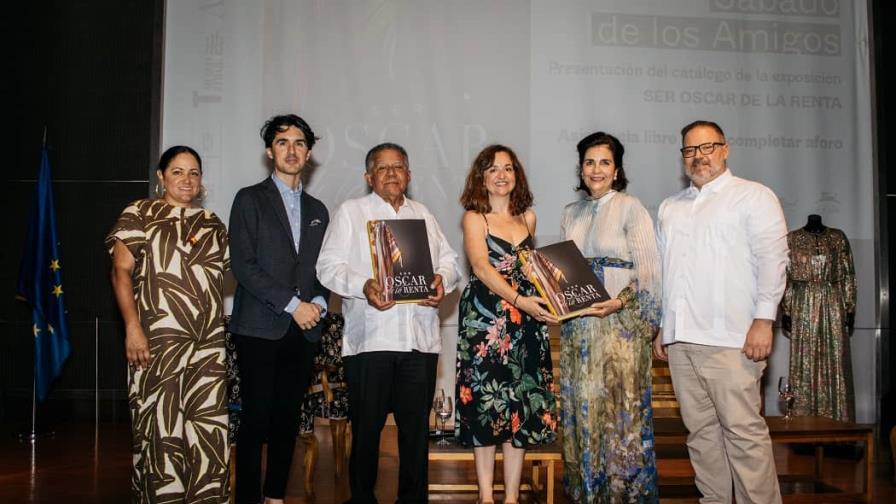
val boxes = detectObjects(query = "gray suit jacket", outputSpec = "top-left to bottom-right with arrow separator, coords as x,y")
229,177 -> 329,341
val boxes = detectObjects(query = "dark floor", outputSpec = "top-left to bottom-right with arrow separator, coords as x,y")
0,420 -> 894,503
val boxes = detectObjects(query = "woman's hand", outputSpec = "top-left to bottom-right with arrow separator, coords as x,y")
652,330 -> 668,361
125,323 -> 152,370
111,239 -> 151,370
582,298 -> 623,318
516,295 -> 559,325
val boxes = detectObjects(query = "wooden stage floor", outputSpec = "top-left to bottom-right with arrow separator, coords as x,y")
0,421 -> 893,503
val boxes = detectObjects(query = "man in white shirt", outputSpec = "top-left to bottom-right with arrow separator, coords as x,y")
654,120 -> 788,503
316,142 -> 460,504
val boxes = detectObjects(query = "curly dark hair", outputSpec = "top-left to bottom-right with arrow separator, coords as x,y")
260,114 -> 318,149
460,145 -> 533,216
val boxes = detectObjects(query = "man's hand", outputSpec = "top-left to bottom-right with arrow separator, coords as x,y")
292,302 -> 322,330
652,329 -> 667,361
363,278 -> 395,311
742,319 -> 774,361
420,274 -> 445,307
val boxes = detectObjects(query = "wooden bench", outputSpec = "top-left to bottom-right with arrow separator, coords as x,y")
654,415 -> 875,503
427,333 -> 673,503
433,350 -> 874,503
427,439 -> 562,504
424,416 -> 875,504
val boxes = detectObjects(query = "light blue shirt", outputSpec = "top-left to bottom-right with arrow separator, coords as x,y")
272,173 -> 303,252
271,175 -> 327,316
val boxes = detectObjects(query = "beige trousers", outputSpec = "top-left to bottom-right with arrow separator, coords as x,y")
668,342 -> 782,504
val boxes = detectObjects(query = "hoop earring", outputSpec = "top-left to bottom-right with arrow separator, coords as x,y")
200,185 -> 208,201
155,184 -> 165,198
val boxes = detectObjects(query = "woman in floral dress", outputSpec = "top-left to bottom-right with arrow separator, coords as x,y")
560,132 -> 661,503
455,145 -> 557,504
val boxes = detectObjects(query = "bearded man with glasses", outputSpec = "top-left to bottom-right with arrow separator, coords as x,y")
653,120 -> 789,503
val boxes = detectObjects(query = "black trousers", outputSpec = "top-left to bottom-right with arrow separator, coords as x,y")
344,351 -> 438,504
233,323 -> 318,503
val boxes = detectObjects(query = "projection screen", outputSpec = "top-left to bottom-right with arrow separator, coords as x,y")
162,0 -> 876,422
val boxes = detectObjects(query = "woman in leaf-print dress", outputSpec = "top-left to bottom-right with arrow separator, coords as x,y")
108,146 -> 230,504
560,132 -> 661,503
455,145 -> 558,504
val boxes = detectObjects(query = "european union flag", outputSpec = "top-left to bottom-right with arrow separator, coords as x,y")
16,146 -> 71,402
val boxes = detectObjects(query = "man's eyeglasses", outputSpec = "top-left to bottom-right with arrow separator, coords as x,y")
680,142 -> 726,158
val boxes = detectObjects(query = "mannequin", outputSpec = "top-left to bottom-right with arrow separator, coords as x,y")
782,214 -> 854,332
780,215 -> 857,422
782,215 -> 825,331
802,214 -> 826,234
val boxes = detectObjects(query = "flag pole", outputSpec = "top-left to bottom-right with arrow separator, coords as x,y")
22,128 -> 45,443
17,373 -> 38,443
31,372 -> 36,438
20,358 -> 57,442
30,127 -> 46,442
18,127 -> 56,444
95,316 -> 100,432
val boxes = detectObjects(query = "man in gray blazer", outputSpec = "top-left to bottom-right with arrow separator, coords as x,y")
229,114 -> 329,504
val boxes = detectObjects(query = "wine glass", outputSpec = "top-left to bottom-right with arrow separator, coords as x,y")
778,376 -> 795,421
432,389 -> 445,437
436,394 -> 453,446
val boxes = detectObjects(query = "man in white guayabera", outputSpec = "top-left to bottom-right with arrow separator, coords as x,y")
654,120 -> 789,504
316,142 -> 460,504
